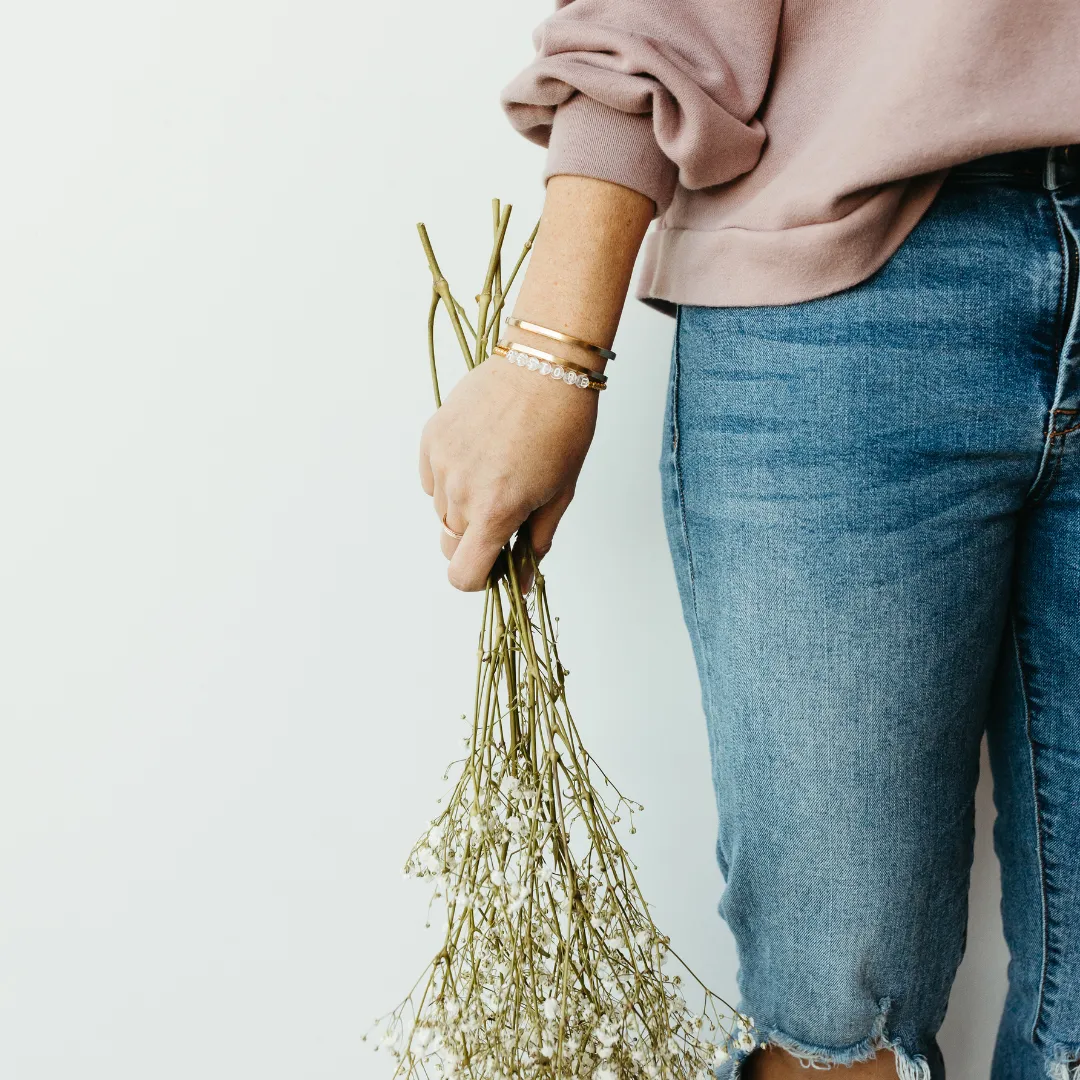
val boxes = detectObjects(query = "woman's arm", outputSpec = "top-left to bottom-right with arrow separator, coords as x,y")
419,0 -> 785,591
418,174 -> 653,592
511,174 -> 654,359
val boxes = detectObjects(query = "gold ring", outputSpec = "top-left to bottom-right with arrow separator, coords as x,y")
441,512 -> 465,540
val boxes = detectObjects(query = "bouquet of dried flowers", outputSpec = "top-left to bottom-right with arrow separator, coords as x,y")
369,201 -> 751,1080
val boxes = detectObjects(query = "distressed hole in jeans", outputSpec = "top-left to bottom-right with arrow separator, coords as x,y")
1047,1047 -> 1080,1080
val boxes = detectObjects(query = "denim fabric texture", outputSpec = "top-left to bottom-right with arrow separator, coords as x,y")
659,147 -> 1080,1080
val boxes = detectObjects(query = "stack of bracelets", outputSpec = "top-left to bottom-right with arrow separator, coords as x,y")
492,316 -> 613,392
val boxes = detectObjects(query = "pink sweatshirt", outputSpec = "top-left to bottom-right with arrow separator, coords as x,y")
501,0 -> 1080,310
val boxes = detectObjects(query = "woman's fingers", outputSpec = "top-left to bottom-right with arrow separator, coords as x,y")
439,529 -> 462,561
447,510 -> 516,592
438,508 -> 466,561
526,488 -> 573,556
432,465 -> 514,588
513,490 -> 573,593
431,478 -> 466,561
431,484 -> 576,593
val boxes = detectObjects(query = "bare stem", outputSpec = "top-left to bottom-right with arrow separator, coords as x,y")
417,222 -> 475,370
375,204 -> 746,1080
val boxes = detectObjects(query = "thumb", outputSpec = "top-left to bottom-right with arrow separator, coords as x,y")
512,489 -> 574,594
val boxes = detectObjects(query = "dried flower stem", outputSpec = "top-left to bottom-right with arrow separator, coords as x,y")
370,204 -> 750,1080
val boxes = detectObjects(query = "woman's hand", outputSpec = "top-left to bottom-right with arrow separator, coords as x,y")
417,173 -> 654,592
419,353 -> 598,592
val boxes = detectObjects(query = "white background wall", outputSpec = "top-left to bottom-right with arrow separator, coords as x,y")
0,2 -> 1008,1077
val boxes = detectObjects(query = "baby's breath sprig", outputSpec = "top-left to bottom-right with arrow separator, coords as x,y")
368,203 -> 752,1080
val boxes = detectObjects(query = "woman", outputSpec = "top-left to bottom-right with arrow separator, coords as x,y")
417,2 -> 1080,1077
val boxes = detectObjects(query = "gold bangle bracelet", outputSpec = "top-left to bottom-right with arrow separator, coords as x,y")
492,343 -> 608,391
504,316 -> 616,361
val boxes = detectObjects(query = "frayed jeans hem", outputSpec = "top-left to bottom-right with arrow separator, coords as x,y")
715,1005 -> 932,1080
1046,1045 -> 1080,1080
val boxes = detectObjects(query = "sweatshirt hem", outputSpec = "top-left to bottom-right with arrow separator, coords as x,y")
635,171 -> 950,313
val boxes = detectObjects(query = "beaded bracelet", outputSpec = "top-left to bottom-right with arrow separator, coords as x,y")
492,342 -> 608,391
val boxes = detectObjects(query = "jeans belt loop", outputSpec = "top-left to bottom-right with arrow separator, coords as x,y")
1044,145 -> 1079,192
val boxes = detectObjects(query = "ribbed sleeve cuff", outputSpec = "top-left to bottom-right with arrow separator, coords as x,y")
543,94 -> 678,218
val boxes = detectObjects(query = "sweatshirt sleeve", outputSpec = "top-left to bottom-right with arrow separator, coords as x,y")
500,0 -> 783,217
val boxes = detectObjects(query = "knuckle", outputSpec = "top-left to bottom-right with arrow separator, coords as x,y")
443,475 -> 470,507
475,481 -> 521,524
419,416 -> 438,451
421,423 -> 446,466
426,447 -> 446,476
418,461 -> 434,494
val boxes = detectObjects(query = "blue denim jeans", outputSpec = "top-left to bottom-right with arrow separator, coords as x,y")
660,146 -> 1080,1080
